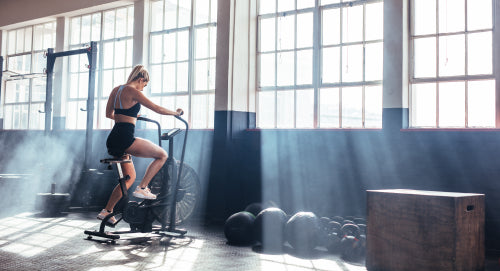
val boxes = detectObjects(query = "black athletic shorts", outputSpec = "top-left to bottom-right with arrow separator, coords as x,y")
106,122 -> 136,157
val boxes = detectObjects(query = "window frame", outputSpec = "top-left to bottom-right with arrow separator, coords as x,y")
256,0 -> 384,129
409,0 -> 496,128
148,0 -> 217,129
2,22 -> 56,130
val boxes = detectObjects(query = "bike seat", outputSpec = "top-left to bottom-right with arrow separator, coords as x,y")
161,128 -> 182,141
100,157 -> 132,164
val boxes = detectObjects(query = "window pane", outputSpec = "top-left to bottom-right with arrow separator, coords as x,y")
297,49 -> 312,85
196,28 -> 209,59
195,59 -> 208,91
116,8 -> 127,38
150,65 -> 162,94
342,5 -> 363,43
33,52 -> 47,74
8,30 -> 16,54
210,0 -> 217,23
321,0 -> 340,5
258,91 -> 276,128
209,59 -> 216,90
342,44 -> 363,82
114,40 -> 126,68
126,39 -> 133,67
177,62 -> 189,92
322,47 -> 340,83
32,78 -> 46,102
103,10 -> 115,40
467,0 -> 492,31
342,86 -> 362,128
151,34 -> 162,64
102,70 -> 113,96
128,7 -> 134,36
364,85 -> 382,128
178,31 -> 190,61
278,0 -> 294,12
277,51 -> 294,86
411,83 -> 436,127
24,27 -> 32,52
260,18 -> 276,52
438,0 -> 464,33
5,80 -> 29,103
413,37 -> 436,78
33,25 -> 43,51
365,2 -> 383,41
260,0 -> 276,14
468,32 -> 492,75
260,53 -> 276,87
192,94 -> 208,128
195,0 -> 210,24
71,17 -> 81,44
16,28 -> 25,54
297,12 -> 313,48
210,26 -> 217,57
413,0 -> 436,35
163,63 -> 176,93
320,88 -> 340,128
151,0 -> 164,31
277,15 -> 295,51
79,72 -> 89,99
297,0 -> 315,9
103,42 -> 114,69
468,80 -> 494,127
439,81 -> 465,127
81,15 -> 91,43
277,90 -> 294,128
113,69 -> 125,87
296,89 -> 314,128
365,42 -> 383,81
29,103 -> 45,130
92,13 -> 102,41
178,1 -> 191,28
165,0 -> 177,29
438,34 -> 465,77
322,9 -> 340,45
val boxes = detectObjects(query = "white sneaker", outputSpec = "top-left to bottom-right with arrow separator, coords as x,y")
97,209 -> 117,225
133,186 -> 157,200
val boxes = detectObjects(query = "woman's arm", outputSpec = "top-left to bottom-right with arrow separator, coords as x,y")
105,87 -> 117,120
132,89 -> 181,116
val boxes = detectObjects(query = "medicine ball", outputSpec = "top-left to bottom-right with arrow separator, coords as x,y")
253,207 -> 287,251
244,202 -> 263,217
224,211 -> 256,245
285,211 -> 320,254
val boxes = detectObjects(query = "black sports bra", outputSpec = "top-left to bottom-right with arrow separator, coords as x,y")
114,85 -> 141,118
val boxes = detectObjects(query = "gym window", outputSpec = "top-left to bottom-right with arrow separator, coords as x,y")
66,6 -> 134,130
147,0 -> 217,129
1,22 -> 56,130
410,0 -> 495,128
257,0 -> 383,129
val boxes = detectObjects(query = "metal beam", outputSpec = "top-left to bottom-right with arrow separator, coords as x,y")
84,41 -> 98,169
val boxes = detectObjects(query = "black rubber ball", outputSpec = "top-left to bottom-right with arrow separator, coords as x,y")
224,211 -> 256,245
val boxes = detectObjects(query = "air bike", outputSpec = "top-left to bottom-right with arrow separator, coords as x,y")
84,115 -> 200,243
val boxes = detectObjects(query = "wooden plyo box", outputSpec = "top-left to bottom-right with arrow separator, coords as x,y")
366,189 -> 484,271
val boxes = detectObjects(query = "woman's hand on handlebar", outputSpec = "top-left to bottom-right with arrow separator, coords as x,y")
175,108 -> 184,116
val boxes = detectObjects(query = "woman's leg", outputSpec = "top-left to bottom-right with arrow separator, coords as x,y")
125,137 -> 167,188
104,155 -> 136,212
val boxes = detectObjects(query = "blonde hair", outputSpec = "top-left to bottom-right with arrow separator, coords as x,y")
126,65 -> 150,84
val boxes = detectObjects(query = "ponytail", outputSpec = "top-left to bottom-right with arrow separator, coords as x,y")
126,65 -> 150,84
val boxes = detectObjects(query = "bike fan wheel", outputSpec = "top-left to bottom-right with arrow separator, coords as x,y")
150,161 -> 200,226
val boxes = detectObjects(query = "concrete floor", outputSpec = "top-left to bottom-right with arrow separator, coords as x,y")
0,211 -> 498,271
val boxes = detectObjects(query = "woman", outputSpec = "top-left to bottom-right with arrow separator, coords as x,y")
97,65 -> 183,224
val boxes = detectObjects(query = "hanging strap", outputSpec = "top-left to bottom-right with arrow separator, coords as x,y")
113,85 -> 126,109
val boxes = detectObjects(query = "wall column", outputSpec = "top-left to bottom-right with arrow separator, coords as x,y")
206,0 -> 257,221
383,0 -> 409,130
